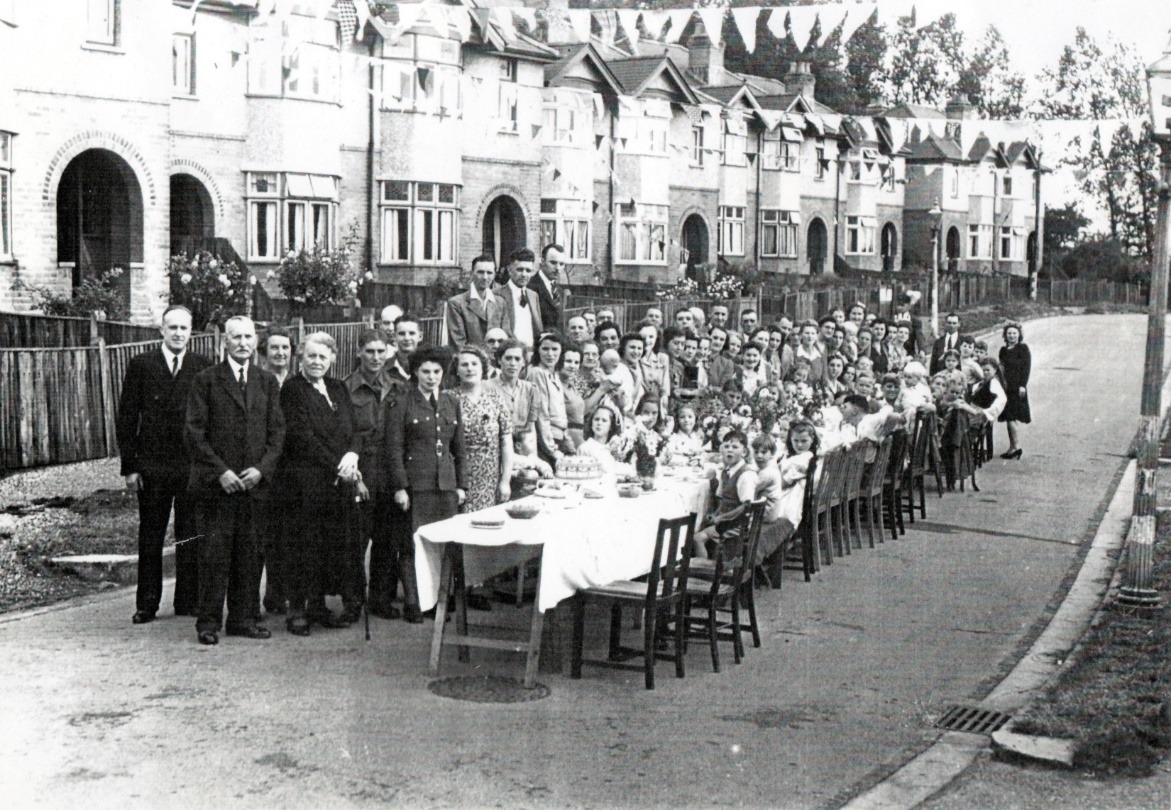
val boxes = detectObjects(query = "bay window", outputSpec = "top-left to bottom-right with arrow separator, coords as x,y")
760,210 -> 799,258
1000,226 -> 1024,260
846,216 -> 876,255
540,199 -> 591,262
616,203 -> 667,264
968,223 -> 993,259
246,172 -> 338,261
379,181 -> 459,265
718,206 -> 745,256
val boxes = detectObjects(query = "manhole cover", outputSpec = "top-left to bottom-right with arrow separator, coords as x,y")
427,675 -> 550,703
934,705 -> 1012,734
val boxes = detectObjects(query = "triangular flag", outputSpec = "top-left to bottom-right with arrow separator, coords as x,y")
838,5 -> 878,46
553,169 -> 562,181
595,134 -> 604,149
731,7 -> 759,54
567,10 -> 591,43
616,10 -> 642,47
490,7 -> 516,42
532,123 -> 543,139
697,8 -> 723,42
660,9 -> 695,44
786,8 -> 821,51
619,137 -> 627,149
449,7 -> 472,43
592,201 -> 599,213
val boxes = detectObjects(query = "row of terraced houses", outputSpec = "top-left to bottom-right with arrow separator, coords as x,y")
0,0 -> 1046,323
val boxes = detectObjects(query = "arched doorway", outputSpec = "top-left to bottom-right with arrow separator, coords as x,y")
945,226 -> 961,272
1026,231 -> 1038,274
807,218 -> 828,275
56,149 -> 143,311
482,195 -> 526,276
170,173 -> 215,256
881,223 -> 898,272
681,213 -> 709,281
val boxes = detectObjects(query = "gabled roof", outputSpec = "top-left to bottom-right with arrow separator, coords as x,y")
701,82 -> 765,118
880,102 -> 948,120
545,42 -> 624,97
755,93 -> 807,113
607,54 -> 700,104
465,8 -> 559,61
904,132 -> 966,163
967,134 -> 994,163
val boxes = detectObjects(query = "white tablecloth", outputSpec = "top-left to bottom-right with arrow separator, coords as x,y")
415,474 -> 709,613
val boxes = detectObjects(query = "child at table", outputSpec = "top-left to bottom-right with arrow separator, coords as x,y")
577,404 -> 621,477
665,403 -> 704,460
693,429 -> 758,557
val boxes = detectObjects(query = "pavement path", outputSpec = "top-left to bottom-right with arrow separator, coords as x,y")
0,314 -> 1158,809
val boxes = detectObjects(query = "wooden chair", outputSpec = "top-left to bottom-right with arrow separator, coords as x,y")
842,441 -> 870,551
903,410 -> 944,522
569,513 -> 696,690
682,500 -> 768,672
859,435 -> 893,548
779,455 -> 821,584
883,429 -> 909,540
826,444 -> 854,557
812,446 -> 844,567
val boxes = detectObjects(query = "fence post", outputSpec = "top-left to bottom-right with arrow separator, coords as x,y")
214,324 -> 223,361
89,314 -> 100,347
97,337 -> 116,457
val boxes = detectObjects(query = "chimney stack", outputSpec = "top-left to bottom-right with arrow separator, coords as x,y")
687,30 -> 724,86
945,93 -> 976,121
786,62 -> 816,98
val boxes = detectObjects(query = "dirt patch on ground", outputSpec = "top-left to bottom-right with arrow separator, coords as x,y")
0,487 -> 138,614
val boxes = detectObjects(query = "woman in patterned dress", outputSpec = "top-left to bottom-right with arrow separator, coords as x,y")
454,345 -> 513,512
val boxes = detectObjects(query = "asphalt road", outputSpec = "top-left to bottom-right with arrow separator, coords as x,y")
0,314 -> 1157,809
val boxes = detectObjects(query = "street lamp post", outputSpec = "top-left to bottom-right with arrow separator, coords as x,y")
1119,35 -> 1171,606
928,200 -> 942,337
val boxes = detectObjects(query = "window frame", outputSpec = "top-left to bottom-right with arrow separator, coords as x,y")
691,125 -> 704,167
1001,174 -> 1013,197
172,33 -> 195,96
86,0 -> 117,46
759,209 -> 798,258
717,206 -> 746,257
845,215 -> 877,255
615,203 -> 668,265
968,223 -> 993,259
815,145 -> 827,181
498,80 -> 519,133
378,180 -> 460,266
246,172 -> 338,261
722,131 -> 747,167
539,199 -> 592,263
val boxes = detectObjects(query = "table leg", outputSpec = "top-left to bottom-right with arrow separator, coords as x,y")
454,545 -> 470,663
538,606 -> 562,675
428,545 -> 453,676
523,548 -> 546,688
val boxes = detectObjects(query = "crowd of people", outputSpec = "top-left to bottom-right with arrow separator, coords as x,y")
116,244 -> 1032,646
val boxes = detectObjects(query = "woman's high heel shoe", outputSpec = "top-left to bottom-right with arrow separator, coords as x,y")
1000,449 -> 1022,460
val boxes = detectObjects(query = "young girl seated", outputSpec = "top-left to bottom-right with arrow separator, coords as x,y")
576,404 -> 622,477
694,430 -> 758,557
665,403 -> 705,459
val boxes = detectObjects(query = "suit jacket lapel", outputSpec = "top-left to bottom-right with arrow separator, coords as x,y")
220,362 -> 247,411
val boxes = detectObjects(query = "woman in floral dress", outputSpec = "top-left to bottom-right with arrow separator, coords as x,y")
454,345 -> 513,513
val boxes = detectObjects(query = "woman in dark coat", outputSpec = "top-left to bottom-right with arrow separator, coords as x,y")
278,332 -> 362,635
998,322 -> 1031,459
384,345 -> 467,623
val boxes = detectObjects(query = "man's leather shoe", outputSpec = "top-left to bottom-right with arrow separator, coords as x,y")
308,611 -> 349,629
198,630 -> 219,645
132,611 -> 156,625
225,625 -> 272,639
404,605 -> 423,624
286,617 -> 311,636
368,604 -> 402,620
338,608 -> 362,625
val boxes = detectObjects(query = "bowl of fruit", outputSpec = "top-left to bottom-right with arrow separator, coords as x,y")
504,501 -> 543,520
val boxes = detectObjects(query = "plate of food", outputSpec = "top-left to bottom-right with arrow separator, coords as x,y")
536,487 -> 568,499
582,486 -> 605,500
504,502 -> 542,520
617,484 -> 641,499
470,517 -> 506,529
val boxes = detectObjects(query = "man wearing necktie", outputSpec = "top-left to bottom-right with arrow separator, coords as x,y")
929,312 -> 963,375
117,305 -> 212,625
533,244 -> 566,332
185,316 -> 285,645
494,248 -> 543,349
446,255 -> 505,349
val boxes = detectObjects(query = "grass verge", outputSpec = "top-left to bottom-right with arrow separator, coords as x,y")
0,489 -> 137,613
1010,511 -> 1171,776
956,300 -> 1144,338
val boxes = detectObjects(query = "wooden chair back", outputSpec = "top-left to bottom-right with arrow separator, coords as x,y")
863,435 -> 894,498
814,446 -> 844,515
907,411 -> 937,476
647,513 -> 696,613
844,441 -> 868,501
712,499 -> 768,590
884,428 -> 909,485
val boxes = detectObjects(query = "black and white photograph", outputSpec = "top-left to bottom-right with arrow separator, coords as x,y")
2,0 -> 1171,806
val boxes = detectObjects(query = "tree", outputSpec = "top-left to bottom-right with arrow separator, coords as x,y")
844,9 -> 887,111
957,26 -> 1027,118
883,10 -> 963,107
1036,29 -> 1157,261
1043,203 -> 1091,255
803,13 -> 856,112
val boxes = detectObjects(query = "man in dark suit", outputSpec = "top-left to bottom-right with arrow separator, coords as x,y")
532,244 -> 565,332
446,255 -> 504,349
929,312 -> 963,374
387,314 -> 419,382
117,305 -> 212,625
185,316 -> 285,645
494,248 -> 543,349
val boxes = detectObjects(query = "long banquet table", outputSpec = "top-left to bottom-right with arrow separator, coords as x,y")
414,470 -> 709,686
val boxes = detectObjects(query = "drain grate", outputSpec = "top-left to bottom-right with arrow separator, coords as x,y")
934,705 -> 1012,734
